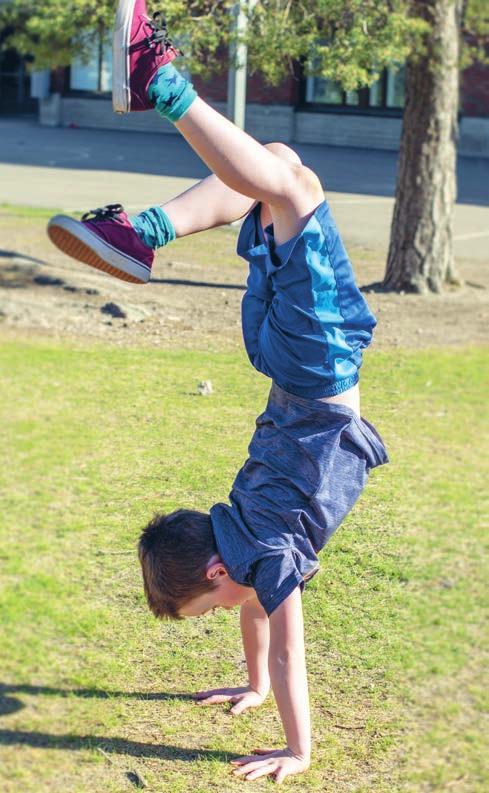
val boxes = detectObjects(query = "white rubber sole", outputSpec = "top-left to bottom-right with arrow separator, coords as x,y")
47,215 -> 151,284
112,0 -> 134,113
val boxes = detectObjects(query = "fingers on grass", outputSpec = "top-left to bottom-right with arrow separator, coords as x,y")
233,760 -> 271,777
196,694 -> 231,705
231,754 -> 264,766
194,688 -> 229,699
230,698 -> 247,715
245,764 -> 276,781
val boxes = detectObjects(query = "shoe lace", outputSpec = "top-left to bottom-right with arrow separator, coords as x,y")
82,203 -> 125,223
146,12 -> 182,56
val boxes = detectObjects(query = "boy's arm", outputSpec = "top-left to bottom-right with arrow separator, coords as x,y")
268,586 -> 311,759
194,597 -> 270,714
231,587 -> 311,783
240,597 -> 270,696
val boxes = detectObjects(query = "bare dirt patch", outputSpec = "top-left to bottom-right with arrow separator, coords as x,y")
1,209 -> 488,351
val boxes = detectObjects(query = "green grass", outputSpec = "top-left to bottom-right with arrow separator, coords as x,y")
0,203 -> 80,220
0,340 -> 488,792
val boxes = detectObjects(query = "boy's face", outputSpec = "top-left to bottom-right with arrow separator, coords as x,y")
179,555 -> 255,618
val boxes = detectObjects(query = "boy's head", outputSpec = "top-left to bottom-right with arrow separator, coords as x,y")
138,509 -> 251,619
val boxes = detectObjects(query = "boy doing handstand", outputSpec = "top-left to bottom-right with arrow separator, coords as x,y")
48,0 -> 388,783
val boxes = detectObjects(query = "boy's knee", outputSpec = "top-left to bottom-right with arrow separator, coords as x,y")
265,142 -> 323,205
265,141 -> 302,167
295,164 -> 324,202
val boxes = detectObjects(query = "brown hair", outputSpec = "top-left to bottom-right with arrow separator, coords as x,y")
138,509 -> 218,620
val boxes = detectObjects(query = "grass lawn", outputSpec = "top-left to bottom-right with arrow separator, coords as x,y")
0,340 -> 487,792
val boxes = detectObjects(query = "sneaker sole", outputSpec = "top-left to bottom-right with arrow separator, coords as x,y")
47,215 -> 150,284
112,0 -> 134,113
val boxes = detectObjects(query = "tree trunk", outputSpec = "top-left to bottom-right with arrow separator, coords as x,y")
384,0 -> 463,293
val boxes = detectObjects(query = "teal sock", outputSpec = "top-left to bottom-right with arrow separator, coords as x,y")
130,205 -> 176,250
147,63 -> 197,123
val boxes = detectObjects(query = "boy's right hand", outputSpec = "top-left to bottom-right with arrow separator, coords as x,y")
193,685 -> 268,715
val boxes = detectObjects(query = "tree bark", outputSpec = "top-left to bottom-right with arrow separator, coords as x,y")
384,0 -> 464,293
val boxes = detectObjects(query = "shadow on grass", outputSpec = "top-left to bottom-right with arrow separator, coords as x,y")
0,259 -> 245,292
151,277 -> 245,291
0,682 -> 193,707
0,728 -> 238,762
360,281 -> 390,294
0,249 -> 47,265
0,683 -> 239,762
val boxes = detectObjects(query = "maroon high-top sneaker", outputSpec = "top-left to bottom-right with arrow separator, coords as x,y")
47,204 -> 154,284
112,0 -> 179,113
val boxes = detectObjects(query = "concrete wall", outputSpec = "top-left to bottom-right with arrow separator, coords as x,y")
61,96 -> 176,134
294,112 -> 488,158
40,95 -> 296,142
458,117 -> 489,158
39,95 -> 489,157
294,112 -> 402,150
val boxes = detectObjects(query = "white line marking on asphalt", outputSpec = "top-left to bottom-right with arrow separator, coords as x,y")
328,197 -> 393,205
453,230 -> 489,241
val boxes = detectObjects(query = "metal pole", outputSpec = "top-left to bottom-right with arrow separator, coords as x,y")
227,1 -> 254,129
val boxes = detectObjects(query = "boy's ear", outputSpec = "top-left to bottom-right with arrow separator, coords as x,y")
205,558 -> 227,581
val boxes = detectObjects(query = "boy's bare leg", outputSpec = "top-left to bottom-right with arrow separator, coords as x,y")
162,174 -> 254,237
162,142 -> 302,237
48,9 -> 322,281
160,142 -> 360,414
174,99 -> 324,244
162,138 -> 360,415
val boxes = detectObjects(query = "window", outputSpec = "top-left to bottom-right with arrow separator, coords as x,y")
385,67 -> 405,108
305,66 -> 405,112
68,32 -> 188,95
70,34 -> 112,93
0,46 -> 37,112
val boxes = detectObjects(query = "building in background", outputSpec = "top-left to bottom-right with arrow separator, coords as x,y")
0,22 -> 37,114
2,26 -> 488,157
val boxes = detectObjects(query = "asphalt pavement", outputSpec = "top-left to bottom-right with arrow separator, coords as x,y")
1,117 -> 488,260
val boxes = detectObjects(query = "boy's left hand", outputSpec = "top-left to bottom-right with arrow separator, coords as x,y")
230,747 -> 310,784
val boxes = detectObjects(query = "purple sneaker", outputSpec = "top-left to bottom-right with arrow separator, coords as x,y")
47,204 -> 154,284
112,0 -> 179,113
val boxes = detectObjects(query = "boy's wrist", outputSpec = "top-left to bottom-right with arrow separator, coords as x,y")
248,679 -> 270,698
287,745 -> 311,764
